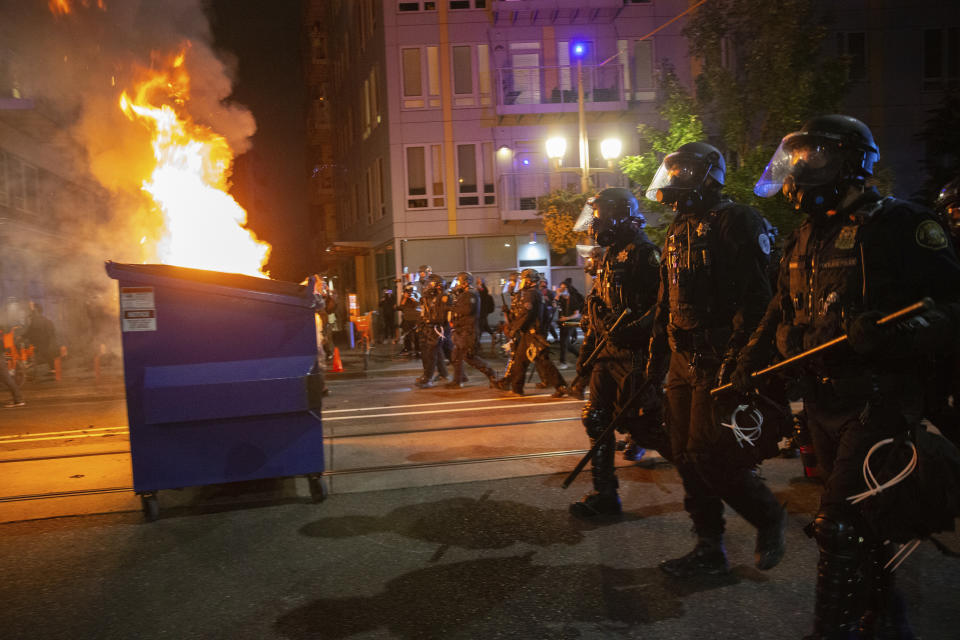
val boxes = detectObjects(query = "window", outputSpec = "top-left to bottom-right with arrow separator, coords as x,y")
477,44 -> 491,106
366,167 -> 375,224
398,1 -> 437,12
452,45 -> 475,105
923,28 -> 959,90
401,46 -> 440,109
456,143 -> 495,206
633,39 -> 653,98
837,31 -> 867,82
406,144 -> 445,209
376,157 -> 386,219
449,0 -> 485,9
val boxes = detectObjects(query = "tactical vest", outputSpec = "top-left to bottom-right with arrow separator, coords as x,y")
664,210 -> 720,331
595,239 -> 659,317
421,290 -> 447,324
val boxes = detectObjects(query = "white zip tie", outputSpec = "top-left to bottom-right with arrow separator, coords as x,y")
884,539 -> 922,572
846,437 -> 917,506
722,404 -> 764,448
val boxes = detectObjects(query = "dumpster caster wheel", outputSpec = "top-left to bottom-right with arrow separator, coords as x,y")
307,475 -> 327,503
141,493 -> 160,522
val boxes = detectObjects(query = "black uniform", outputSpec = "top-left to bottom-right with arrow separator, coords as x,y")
499,285 -> 566,395
417,286 -> 448,384
738,191 -> 960,635
574,226 -> 670,509
447,287 -> 496,387
647,199 -> 785,565
399,290 -> 421,356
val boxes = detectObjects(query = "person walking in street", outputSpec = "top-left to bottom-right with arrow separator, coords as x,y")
495,269 -> 568,397
1,342 -> 25,407
415,274 -> 449,388
556,278 -> 583,370
476,278 -> 497,350
379,287 -> 397,344
568,188 -> 671,518
644,141 -> 787,578
24,303 -> 56,377
444,272 -> 497,389
398,284 -> 421,357
732,115 -> 960,639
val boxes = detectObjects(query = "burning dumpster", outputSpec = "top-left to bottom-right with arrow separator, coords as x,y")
105,261 -> 326,520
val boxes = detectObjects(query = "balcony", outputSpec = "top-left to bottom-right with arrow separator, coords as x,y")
496,63 -> 626,115
497,169 -> 623,220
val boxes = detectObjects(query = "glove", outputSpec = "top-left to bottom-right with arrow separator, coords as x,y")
729,361 -> 755,394
846,310 -> 888,356
715,356 -> 737,388
775,323 -> 807,358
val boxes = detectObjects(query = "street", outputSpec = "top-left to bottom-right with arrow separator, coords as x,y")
1,348 -> 959,639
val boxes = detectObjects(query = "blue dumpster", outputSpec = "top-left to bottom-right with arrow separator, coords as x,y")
105,262 -> 326,519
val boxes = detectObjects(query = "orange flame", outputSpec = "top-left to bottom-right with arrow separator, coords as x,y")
119,49 -> 270,278
49,0 -> 106,16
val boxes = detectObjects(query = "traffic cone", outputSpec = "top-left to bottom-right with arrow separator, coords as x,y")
330,347 -> 344,373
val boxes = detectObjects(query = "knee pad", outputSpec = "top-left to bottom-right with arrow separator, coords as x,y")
809,507 -> 867,557
581,403 -> 611,439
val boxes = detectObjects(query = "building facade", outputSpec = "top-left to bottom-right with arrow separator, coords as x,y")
313,0 -> 693,311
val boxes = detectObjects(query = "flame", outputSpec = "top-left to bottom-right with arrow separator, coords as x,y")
119,48 -> 270,278
49,0 -> 106,16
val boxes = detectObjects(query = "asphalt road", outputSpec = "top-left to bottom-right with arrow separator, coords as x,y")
1,356 -> 959,639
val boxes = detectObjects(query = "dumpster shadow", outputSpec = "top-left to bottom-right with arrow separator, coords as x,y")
275,553 -> 760,639
156,478 -> 307,519
298,493 -> 661,551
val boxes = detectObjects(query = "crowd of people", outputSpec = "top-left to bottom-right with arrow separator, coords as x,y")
1,303 -> 60,408
366,114 -> 960,639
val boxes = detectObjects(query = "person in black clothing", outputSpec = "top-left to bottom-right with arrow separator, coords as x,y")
496,269 -> 568,397
644,141 -> 787,578
24,304 -> 56,375
398,284 -> 421,357
556,278 -> 583,369
539,280 -> 559,342
444,272 -> 497,389
415,274 -> 449,388
568,187 -> 672,518
379,287 -> 397,344
732,116 -> 960,639
476,278 -> 497,349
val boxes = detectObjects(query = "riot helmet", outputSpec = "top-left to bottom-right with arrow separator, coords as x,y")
754,114 -> 879,216
519,268 -> 540,289
935,175 -> 960,240
453,271 -> 473,291
575,187 -> 646,247
645,142 -> 725,214
424,273 -> 445,293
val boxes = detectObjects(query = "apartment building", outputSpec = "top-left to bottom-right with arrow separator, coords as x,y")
312,0 -> 693,310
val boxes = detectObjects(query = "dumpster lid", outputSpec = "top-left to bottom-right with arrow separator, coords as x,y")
105,262 -> 313,306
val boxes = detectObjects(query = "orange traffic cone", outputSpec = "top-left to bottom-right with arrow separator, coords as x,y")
330,347 -> 344,373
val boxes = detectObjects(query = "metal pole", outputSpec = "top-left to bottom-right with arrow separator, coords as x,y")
577,58 -> 589,193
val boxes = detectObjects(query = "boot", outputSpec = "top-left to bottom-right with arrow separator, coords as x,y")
623,441 -> 646,462
659,537 -> 730,577
444,380 -> 464,389
805,550 -> 868,639
755,504 -> 788,570
569,490 -> 621,518
858,549 -> 915,640
551,385 -> 568,398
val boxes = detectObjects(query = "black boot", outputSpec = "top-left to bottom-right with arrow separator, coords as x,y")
858,548 -> 915,640
568,489 -> 622,518
569,434 -> 621,518
755,504 -> 788,570
659,537 -> 730,577
805,542 -> 869,638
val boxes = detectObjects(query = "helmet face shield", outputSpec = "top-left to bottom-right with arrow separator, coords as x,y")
754,133 -> 845,198
645,152 -> 711,201
573,199 -> 597,233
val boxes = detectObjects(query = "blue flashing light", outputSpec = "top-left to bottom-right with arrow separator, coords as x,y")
572,42 -> 585,57
522,158 -> 530,166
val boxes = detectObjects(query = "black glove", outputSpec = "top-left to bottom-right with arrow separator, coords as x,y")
715,356 -> 737,388
775,323 -> 807,358
846,310 -> 887,356
729,361 -> 755,394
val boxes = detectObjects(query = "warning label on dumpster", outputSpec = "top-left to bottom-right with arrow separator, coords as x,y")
120,287 -> 157,332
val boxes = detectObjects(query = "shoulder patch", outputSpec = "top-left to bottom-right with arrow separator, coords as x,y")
758,233 -> 771,255
835,225 -> 859,250
916,219 -> 948,250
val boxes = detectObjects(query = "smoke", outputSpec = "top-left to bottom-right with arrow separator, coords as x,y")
0,0 -> 256,353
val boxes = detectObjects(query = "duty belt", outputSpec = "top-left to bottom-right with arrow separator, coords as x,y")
815,373 -> 917,398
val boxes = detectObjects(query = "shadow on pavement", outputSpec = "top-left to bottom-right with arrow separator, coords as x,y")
275,553 -> 764,639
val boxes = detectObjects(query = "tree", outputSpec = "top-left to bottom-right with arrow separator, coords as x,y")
536,187 -> 590,253
684,0 -> 849,234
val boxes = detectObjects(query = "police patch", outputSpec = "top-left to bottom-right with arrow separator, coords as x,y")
758,233 -> 771,256
835,225 -> 858,250
916,219 -> 948,250
616,249 -> 629,262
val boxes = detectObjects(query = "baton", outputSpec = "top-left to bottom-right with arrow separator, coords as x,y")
562,377 -> 656,489
567,307 -> 631,390
710,298 -> 933,396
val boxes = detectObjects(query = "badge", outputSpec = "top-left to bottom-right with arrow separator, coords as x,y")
649,249 -> 661,266
834,225 -> 859,250
916,219 -> 948,250
696,222 -> 710,237
617,249 -> 629,263
758,233 -> 771,256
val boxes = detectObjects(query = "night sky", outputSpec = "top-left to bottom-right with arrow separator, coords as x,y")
209,0 -> 310,282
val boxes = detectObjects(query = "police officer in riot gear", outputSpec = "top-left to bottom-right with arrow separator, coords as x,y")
496,269 -> 568,396
733,115 -> 960,639
415,273 -> 449,388
445,272 -> 497,389
569,187 -> 671,518
398,284 -> 421,357
935,174 -> 960,246
645,141 -> 787,577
